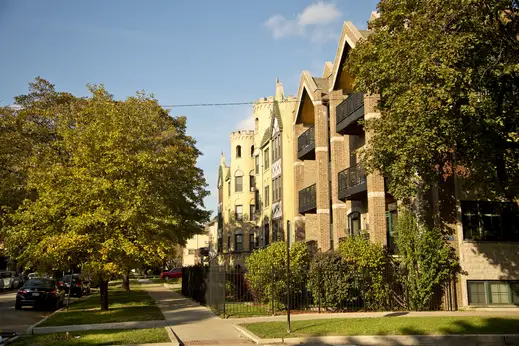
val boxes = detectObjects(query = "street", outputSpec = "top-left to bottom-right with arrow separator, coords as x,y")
0,290 -> 52,335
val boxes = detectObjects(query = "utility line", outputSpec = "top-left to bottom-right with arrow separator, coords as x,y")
160,97 -> 350,108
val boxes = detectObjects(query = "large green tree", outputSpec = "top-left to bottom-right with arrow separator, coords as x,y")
348,0 -> 519,202
3,79 -> 209,309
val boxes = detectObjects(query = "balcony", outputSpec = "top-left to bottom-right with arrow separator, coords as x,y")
298,184 -> 317,214
336,92 -> 364,135
297,125 -> 315,160
338,164 -> 367,201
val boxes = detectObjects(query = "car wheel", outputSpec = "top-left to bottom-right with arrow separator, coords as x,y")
15,301 -> 22,310
165,276 -> 170,281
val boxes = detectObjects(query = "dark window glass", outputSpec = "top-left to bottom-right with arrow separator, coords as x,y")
468,281 -> 487,305
23,279 -> 55,289
250,175 -> 255,192
249,231 -> 255,251
348,212 -> 361,236
235,176 -> 243,192
489,282 -> 510,304
461,201 -> 519,241
236,145 -> 241,158
235,233 -> 243,252
264,222 -> 270,246
255,156 -> 259,174
265,186 -> 270,207
264,148 -> 269,169
250,204 -> 256,221
235,205 -> 243,221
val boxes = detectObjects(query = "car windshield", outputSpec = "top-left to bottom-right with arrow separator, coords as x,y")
23,279 -> 54,289
61,275 -> 80,282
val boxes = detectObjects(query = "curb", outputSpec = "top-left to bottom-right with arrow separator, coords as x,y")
232,325 -> 519,345
2,336 -> 20,345
164,326 -> 181,346
26,292 -> 92,335
32,320 -> 167,335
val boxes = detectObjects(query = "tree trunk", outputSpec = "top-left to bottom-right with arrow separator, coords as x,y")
99,279 -> 109,311
122,272 -> 130,291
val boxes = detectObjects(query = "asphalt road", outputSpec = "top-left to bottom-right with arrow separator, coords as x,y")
0,289 -> 52,335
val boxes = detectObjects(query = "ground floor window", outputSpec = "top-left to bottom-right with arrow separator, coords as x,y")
348,211 -> 361,236
467,280 -> 519,305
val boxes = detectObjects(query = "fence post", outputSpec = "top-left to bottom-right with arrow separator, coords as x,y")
317,262 -> 321,313
271,264 -> 276,316
222,269 -> 226,318
286,237 -> 291,333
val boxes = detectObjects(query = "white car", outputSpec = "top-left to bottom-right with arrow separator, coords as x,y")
0,271 -> 23,289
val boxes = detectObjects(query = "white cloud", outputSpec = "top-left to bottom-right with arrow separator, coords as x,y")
264,2 -> 342,42
298,2 -> 341,26
235,114 -> 255,130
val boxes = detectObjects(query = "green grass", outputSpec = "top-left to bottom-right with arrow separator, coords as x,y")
223,302 -> 270,318
11,328 -> 169,346
244,316 -> 519,338
39,287 -> 164,327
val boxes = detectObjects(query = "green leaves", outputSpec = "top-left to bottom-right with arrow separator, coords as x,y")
348,0 -> 519,201
2,78 -> 210,285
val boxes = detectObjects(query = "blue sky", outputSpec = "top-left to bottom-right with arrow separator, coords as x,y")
0,0 -> 378,215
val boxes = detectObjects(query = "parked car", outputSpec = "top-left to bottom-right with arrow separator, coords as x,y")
160,268 -> 182,281
58,274 -> 91,297
0,277 -> 4,292
15,278 -> 65,310
0,271 -> 23,289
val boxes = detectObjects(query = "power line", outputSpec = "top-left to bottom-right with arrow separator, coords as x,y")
160,98 -> 350,108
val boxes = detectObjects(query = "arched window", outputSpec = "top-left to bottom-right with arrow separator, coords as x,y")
250,145 -> 254,157
249,170 -> 255,192
236,145 -> 242,158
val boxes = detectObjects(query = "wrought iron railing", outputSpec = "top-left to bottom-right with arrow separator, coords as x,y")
297,125 -> 315,155
336,92 -> 364,125
298,184 -> 316,213
338,164 -> 366,196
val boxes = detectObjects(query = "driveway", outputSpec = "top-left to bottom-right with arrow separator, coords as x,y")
0,290 -> 53,335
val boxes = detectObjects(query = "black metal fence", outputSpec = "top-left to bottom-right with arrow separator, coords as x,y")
181,260 -> 454,318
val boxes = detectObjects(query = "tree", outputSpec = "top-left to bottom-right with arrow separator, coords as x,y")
395,209 -> 462,310
347,0 -> 519,202
4,79 -> 210,310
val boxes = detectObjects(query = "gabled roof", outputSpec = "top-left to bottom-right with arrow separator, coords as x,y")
328,21 -> 365,92
260,125 -> 271,148
293,71 -> 324,125
322,61 -> 333,78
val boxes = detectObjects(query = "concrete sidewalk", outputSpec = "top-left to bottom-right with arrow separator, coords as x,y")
145,285 -> 253,345
226,309 -> 519,324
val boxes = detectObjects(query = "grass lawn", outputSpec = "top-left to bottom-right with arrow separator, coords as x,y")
38,287 -> 164,327
244,316 -> 519,338
223,302 -> 270,318
11,328 -> 169,346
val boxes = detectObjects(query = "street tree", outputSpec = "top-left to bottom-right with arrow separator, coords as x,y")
4,80 -> 210,309
347,0 -> 519,202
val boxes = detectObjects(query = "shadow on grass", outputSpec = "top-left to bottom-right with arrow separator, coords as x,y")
244,316 -> 519,343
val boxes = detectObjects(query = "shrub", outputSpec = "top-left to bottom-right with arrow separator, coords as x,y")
245,241 -> 310,310
396,209 -> 462,310
308,252 -> 359,311
338,234 -> 393,310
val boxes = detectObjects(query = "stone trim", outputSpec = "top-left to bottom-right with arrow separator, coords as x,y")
365,112 -> 380,120
293,161 -> 304,166
317,209 -> 330,214
332,204 -> 347,209
315,146 -> 328,152
294,216 -> 304,221
368,191 -> 385,198
330,136 -> 345,142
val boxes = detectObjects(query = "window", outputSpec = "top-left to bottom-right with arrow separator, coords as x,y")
227,234 -> 231,251
249,230 -> 255,251
250,145 -> 254,157
264,185 -> 270,207
235,176 -> 243,192
348,212 -> 361,236
250,175 -> 255,192
468,281 -> 519,305
272,135 -> 281,162
235,205 -> 243,221
272,176 -> 282,201
227,181 -> 230,197
461,201 -> 519,241
250,204 -> 256,221
264,222 -> 270,246
236,145 -> 242,158
272,219 -> 278,242
255,155 -> 259,174
254,189 -> 260,209
235,231 -> 243,252
386,209 -> 398,253
264,148 -> 269,170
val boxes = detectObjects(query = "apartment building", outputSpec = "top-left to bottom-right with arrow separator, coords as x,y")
216,14 -> 519,309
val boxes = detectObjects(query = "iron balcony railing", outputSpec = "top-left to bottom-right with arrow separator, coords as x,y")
297,125 -> 315,160
338,164 -> 367,200
336,92 -> 365,134
298,183 -> 317,214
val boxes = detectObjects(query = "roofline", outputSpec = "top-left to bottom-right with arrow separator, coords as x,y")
293,71 -> 322,126
328,21 -> 364,93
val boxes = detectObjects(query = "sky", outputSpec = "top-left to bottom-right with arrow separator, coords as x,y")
0,0 -> 378,215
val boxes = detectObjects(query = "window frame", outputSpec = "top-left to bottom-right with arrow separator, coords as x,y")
264,148 -> 270,170
235,205 -> 243,221
235,231 -> 243,252
467,280 -> 519,306
236,145 -> 242,158
250,204 -> 256,221
235,176 -> 243,193
264,185 -> 270,207
461,201 -> 519,242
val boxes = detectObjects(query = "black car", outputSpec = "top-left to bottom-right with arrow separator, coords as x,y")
58,274 -> 91,297
15,278 -> 65,310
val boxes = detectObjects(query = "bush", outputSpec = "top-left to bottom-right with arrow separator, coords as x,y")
308,252 -> 359,311
245,241 -> 310,310
181,265 -> 208,304
396,209 -> 462,310
339,234 -> 393,310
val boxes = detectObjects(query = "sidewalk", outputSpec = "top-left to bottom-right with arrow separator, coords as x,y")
145,285 -> 253,345
226,309 -> 519,324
